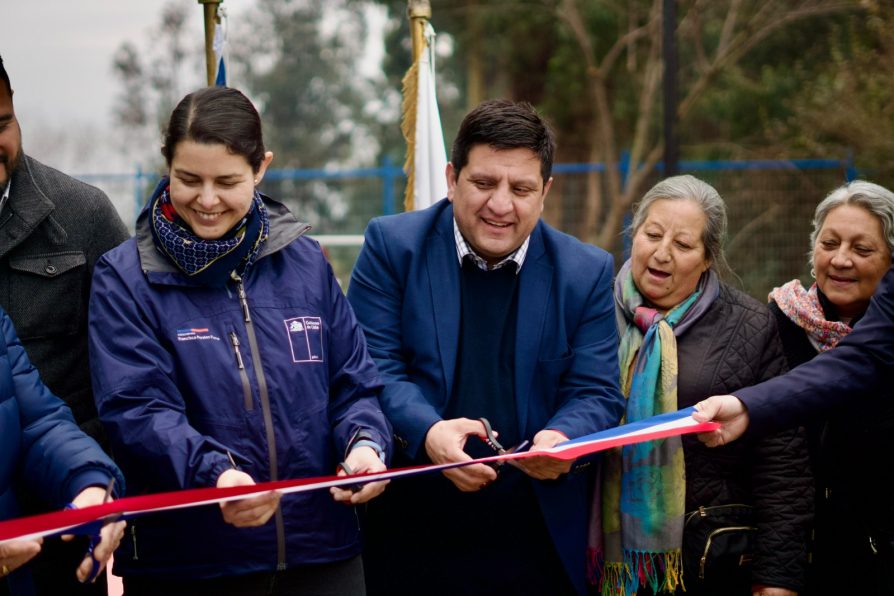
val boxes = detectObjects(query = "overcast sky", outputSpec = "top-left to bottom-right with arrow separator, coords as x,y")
3,1 -> 385,174
4,0 -> 254,127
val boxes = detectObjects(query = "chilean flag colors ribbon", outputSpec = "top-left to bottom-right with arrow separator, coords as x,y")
0,407 -> 717,544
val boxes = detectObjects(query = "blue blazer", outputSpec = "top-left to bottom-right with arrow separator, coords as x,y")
348,199 -> 624,593
737,262 -> 894,433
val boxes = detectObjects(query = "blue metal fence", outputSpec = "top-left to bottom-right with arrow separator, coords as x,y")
74,154 -> 856,299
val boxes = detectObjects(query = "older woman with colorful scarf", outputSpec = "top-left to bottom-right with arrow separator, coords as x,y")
768,180 -> 894,595
588,175 -> 812,596
87,87 -> 391,595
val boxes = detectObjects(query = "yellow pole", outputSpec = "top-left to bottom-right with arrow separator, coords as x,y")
408,0 -> 431,63
198,0 -> 223,86
403,1 -> 432,210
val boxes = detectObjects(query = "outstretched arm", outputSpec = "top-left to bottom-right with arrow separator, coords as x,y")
697,263 -> 894,441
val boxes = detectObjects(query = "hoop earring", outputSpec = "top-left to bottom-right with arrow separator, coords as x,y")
810,268 -> 816,279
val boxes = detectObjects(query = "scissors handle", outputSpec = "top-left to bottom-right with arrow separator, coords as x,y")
478,417 -> 506,454
337,461 -> 364,493
74,477 -> 116,584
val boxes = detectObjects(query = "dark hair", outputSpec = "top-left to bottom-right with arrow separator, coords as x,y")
161,87 -> 266,172
0,55 -> 11,96
450,99 -> 556,183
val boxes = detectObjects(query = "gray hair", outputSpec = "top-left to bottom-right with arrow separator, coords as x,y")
630,174 -> 729,275
809,180 -> 894,268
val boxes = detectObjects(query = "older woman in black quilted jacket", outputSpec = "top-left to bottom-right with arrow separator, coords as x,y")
588,175 -> 812,596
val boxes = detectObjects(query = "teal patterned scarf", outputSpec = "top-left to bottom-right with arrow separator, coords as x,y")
588,259 -> 719,595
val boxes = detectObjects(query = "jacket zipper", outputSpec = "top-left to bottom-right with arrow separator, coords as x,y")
699,525 -> 757,579
229,332 -> 254,411
131,524 -> 138,560
234,275 -> 287,571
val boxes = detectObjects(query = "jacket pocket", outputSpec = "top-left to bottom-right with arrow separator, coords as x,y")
683,504 -> 756,584
537,349 -> 575,406
538,349 -> 575,381
7,252 -> 86,339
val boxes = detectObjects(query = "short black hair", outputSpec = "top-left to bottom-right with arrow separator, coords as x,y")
450,99 -> 556,183
0,54 -> 11,96
161,87 -> 266,172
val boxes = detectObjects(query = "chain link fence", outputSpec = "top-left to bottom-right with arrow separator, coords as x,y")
81,158 -> 854,301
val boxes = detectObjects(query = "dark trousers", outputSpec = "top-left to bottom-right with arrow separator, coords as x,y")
122,555 -> 365,596
806,511 -> 894,596
362,470 -> 576,596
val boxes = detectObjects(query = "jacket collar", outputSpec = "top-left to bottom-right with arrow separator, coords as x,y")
0,155 -> 60,259
135,188 -> 310,282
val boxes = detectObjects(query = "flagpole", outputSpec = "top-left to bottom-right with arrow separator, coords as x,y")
408,0 -> 430,63
198,0 -> 224,86
403,1 -> 431,211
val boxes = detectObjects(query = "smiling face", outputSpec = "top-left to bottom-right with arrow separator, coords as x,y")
168,140 -> 272,240
0,82 -> 22,191
813,203 -> 891,320
447,144 -> 552,266
631,198 -> 710,310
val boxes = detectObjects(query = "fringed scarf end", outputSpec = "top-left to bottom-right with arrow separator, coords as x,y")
591,549 -> 685,595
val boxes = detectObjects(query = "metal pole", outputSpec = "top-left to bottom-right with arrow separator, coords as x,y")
662,0 -> 679,177
408,0 -> 431,63
198,0 -> 223,86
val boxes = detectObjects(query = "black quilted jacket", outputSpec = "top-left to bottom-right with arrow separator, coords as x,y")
677,283 -> 813,592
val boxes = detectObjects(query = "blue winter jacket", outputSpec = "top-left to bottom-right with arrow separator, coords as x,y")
0,308 -> 124,595
88,193 -> 390,580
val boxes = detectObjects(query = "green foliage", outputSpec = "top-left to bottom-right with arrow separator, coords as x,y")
233,0 -> 369,168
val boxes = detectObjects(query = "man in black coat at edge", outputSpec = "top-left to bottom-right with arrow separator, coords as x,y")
0,54 -> 130,596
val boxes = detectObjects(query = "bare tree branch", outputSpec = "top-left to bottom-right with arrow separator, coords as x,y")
717,0 -> 742,55
680,1 -> 856,120
627,1 -> 662,171
599,16 -> 655,75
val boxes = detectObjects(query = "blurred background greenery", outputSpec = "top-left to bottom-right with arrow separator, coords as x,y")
110,0 -> 894,299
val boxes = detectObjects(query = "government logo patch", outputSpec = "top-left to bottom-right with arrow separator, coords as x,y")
284,316 -> 324,363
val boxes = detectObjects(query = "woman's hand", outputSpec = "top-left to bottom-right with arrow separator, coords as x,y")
0,539 -> 42,577
217,469 -> 281,527
62,485 -> 126,583
330,446 -> 389,505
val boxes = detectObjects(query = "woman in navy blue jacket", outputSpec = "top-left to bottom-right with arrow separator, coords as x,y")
0,308 -> 125,594
88,87 -> 391,595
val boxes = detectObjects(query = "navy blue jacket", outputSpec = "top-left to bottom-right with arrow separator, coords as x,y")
0,308 -> 123,594
88,196 -> 390,580
347,199 -> 624,594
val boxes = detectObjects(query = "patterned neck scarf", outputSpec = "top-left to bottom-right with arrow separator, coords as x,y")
589,259 -> 719,596
150,182 -> 269,287
769,280 -> 852,352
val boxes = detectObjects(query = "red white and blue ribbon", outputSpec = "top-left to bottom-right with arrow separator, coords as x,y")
0,407 -> 716,544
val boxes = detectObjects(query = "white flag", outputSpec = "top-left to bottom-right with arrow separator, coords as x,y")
411,23 -> 448,211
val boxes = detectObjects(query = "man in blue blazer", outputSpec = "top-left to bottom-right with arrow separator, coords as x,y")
348,100 -> 624,595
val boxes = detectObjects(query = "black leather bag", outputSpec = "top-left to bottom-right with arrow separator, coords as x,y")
683,504 -> 756,591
